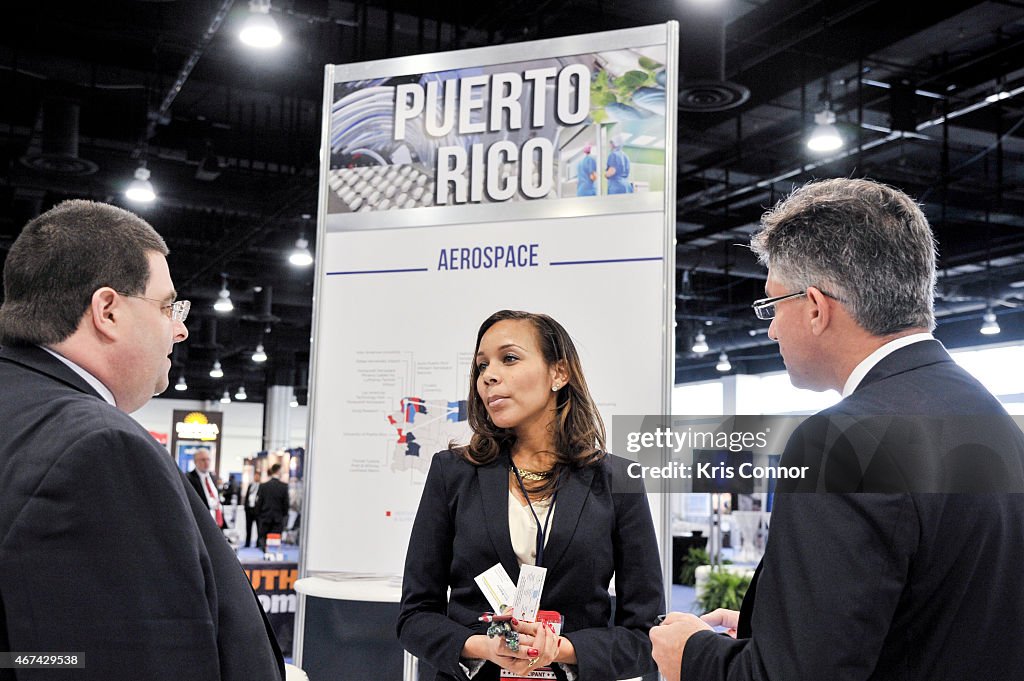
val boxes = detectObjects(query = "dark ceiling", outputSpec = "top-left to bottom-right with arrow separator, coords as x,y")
2,0 -> 1023,402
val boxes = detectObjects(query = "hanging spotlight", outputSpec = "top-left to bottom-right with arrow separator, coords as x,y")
980,308 -> 1001,335
210,360 -> 224,379
289,236 -> 314,267
125,165 -> 156,203
220,389 -> 232,404
213,277 -> 233,313
985,91 -> 1011,103
239,0 -> 282,48
716,352 -> 732,372
252,343 -> 268,363
235,385 -> 248,401
174,375 -> 188,391
289,392 -> 299,408
692,331 -> 709,354
807,107 -> 843,152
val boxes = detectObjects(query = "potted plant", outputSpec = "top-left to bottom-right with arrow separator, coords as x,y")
678,547 -> 710,586
696,567 -> 752,614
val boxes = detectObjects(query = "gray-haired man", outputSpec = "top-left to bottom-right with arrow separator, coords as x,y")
652,178 -> 1024,681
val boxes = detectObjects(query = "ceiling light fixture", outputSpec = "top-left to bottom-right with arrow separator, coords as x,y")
289,392 -> 299,408
125,165 -> 156,203
220,389 -> 231,404
692,331 -> 709,354
174,375 -> 188,391
213,276 -> 233,313
716,352 -> 732,372
289,236 -> 313,267
807,107 -> 843,152
235,386 -> 248,401
807,75 -> 843,153
239,0 -> 282,48
252,343 -> 268,363
210,360 -> 224,379
980,307 -> 1000,335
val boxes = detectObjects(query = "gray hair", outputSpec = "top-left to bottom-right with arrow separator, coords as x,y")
750,178 -> 937,334
0,200 -> 168,346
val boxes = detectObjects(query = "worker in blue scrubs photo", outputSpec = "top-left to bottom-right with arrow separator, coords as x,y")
575,143 -> 597,196
605,135 -> 632,194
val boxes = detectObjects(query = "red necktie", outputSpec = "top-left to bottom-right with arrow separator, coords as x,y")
204,475 -> 223,527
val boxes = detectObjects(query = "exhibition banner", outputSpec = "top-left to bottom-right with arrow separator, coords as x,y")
244,562 -> 298,657
170,409 -> 223,472
302,23 -> 677,576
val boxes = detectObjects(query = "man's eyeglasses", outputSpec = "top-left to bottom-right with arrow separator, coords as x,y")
117,293 -> 191,322
751,289 -> 840,320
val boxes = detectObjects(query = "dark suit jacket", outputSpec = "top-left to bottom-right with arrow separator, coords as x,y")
0,345 -> 284,681
256,477 -> 289,529
244,482 -> 261,511
397,449 -> 664,681
682,340 -> 1024,680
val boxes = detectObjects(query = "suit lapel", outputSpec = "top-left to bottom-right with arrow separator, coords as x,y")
543,465 -> 594,572
856,339 -> 950,392
0,345 -> 105,401
477,459 -> 596,577
478,460 -> 521,580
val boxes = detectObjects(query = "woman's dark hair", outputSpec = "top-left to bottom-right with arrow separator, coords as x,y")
459,310 -> 606,489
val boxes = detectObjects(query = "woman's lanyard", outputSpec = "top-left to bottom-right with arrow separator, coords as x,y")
511,462 -> 557,566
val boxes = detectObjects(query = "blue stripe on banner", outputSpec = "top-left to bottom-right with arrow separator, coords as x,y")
326,267 -> 430,275
549,256 -> 663,266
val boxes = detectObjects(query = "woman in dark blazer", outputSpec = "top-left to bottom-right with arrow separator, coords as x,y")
398,310 -> 663,681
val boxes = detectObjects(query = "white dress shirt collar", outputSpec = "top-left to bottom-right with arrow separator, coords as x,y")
841,332 -> 934,398
41,346 -> 117,407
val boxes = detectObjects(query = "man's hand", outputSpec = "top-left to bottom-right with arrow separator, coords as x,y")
701,608 -> 740,638
650,612 -> 714,681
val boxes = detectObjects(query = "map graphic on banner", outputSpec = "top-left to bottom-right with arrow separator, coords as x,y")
341,349 -> 473,478
387,396 -> 468,472
326,44 -> 667,214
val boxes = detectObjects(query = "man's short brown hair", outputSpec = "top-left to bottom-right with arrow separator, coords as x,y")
0,200 -> 168,346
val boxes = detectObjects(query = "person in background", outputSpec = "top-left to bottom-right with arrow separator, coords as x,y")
604,135 -> 632,194
243,470 -> 262,548
398,309 -> 663,681
0,199 -> 283,680
223,474 -> 240,507
650,178 -> 1024,681
575,143 -> 597,196
257,463 -> 289,550
187,446 -> 225,528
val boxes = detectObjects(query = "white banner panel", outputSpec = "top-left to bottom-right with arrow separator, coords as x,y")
303,23 -> 677,576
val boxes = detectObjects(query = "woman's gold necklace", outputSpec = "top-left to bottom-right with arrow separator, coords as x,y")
511,464 -> 552,481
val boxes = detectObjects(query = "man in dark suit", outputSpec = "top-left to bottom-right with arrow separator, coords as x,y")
256,463 -> 290,550
187,446 -> 225,528
0,200 -> 284,681
243,471 -> 262,548
651,178 -> 1024,680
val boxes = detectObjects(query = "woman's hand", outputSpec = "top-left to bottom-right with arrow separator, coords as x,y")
463,615 -> 574,673
462,633 -> 522,668
513,618 -> 575,667
462,623 -> 555,673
